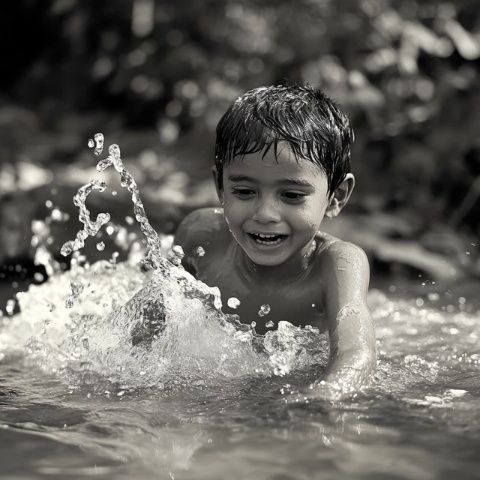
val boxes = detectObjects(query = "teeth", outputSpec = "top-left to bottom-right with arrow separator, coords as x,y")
250,233 -> 285,246
256,238 -> 282,245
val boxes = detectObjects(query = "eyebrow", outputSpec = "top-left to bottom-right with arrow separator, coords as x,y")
228,175 -> 314,188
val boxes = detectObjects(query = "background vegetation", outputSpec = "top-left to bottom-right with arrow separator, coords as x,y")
1,0 -> 479,283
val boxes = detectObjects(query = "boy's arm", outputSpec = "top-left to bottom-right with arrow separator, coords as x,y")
309,242 -> 376,400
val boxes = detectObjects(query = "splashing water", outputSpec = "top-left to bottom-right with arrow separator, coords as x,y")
30,201 -> 70,276
59,180 -> 111,257
0,136 -> 329,390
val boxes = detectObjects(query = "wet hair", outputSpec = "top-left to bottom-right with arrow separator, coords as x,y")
215,85 -> 353,194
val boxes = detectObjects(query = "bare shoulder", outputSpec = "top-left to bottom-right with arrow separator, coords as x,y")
316,235 -> 370,296
174,207 -> 228,254
321,237 -> 369,270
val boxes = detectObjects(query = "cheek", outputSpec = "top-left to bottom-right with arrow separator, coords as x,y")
223,198 -> 248,227
290,202 -> 325,232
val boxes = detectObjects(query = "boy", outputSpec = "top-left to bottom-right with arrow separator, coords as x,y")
174,85 -> 376,399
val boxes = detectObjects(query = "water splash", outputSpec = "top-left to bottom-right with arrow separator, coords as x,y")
60,141 -> 169,271
60,180 -> 111,256
0,135 -> 329,388
31,220 -> 59,277
30,201 -> 70,276
0,257 -> 329,386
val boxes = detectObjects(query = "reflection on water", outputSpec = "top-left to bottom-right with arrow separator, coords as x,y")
0,138 -> 479,479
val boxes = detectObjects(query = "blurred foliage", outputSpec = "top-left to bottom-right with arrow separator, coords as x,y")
1,0 -> 480,236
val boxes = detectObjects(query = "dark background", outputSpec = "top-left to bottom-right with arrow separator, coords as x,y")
1,0 -> 479,299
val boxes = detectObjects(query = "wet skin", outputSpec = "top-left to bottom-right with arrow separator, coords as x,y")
179,212 -> 333,334
175,148 -> 376,398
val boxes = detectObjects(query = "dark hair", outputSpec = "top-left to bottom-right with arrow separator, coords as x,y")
215,85 -> 353,194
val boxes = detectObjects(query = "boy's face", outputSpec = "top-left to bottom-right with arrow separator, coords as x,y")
218,146 -> 336,268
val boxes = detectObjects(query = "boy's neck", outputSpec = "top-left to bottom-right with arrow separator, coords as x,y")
234,238 -> 318,285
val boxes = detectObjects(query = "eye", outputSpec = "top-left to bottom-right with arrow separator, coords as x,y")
231,187 -> 256,199
281,191 -> 307,203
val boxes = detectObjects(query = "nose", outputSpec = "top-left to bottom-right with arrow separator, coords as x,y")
252,195 -> 281,224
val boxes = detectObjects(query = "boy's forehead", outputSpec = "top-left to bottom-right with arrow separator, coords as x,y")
226,145 -> 324,178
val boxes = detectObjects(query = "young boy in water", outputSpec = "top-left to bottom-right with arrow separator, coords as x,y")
174,85 -> 376,399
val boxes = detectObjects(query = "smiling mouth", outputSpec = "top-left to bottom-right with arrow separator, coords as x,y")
247,233 -> 288,246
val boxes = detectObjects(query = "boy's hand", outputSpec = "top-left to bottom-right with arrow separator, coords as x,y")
303,354 -> 375,402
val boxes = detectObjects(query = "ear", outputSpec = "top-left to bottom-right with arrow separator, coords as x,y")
212,166 -> 224,204
325,173 -> 355,218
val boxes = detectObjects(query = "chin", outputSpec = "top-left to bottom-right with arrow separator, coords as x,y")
244,249 -> 290,267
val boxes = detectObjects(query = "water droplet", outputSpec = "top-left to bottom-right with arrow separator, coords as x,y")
51,208 -> 63,222
258,304 -> 270,317
227,297 -> 241,309
106,225 -> 115,235
172,245 -> 184,257
96,241 -> 105,251
196,246 -> 205,257
6,299 -> 15,315
45,200 -> 53,208
265,320 -> 274,328
110,251 -> 119,264
112,190 -> 117,196
125,216 -> 134,225
93,133 -> 104,156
